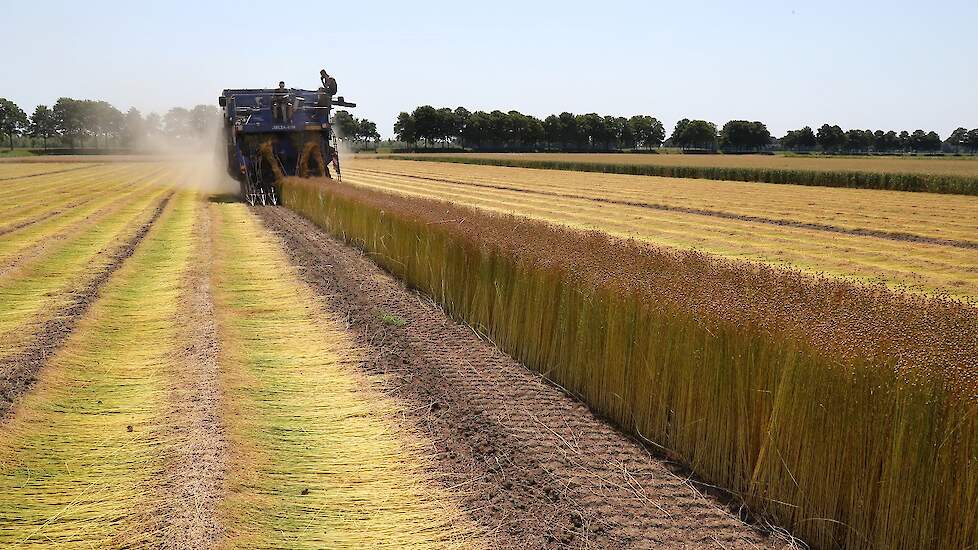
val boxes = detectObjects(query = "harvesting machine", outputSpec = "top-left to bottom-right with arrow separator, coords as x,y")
218,74 -> 355,205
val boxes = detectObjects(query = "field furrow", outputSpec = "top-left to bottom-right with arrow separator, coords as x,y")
384,153 -> 978,194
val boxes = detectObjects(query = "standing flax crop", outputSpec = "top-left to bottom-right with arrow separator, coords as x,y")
281,177 -> 978,550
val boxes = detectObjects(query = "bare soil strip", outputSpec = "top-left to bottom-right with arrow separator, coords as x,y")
0,193 -> 173,420
155,199 -> 227,548
257,206 -> 792,550
356,167 -> 978,250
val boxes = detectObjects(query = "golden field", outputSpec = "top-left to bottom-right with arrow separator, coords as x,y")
415,152 -> 978,177
346,158 -> 978,299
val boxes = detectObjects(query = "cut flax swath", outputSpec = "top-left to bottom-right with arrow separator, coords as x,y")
281,176 -> 978,550
0,191 -> 196,546
0,184 -> 175,369
210,203 -> 479,549
384,155 -> 978,195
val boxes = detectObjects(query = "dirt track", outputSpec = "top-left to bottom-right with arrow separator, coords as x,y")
156,201 -> 227,547
257,206 -> 793,549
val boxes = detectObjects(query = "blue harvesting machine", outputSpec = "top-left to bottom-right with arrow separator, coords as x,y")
218,74 -> 355,205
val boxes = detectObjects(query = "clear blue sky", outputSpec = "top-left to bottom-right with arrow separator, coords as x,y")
3,0 -> 976,138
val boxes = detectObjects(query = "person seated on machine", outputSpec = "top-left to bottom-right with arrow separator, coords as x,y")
272,81 -> 292,122
320,70 -> 337,95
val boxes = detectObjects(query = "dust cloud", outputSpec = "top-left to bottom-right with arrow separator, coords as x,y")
140,122 -> 239,195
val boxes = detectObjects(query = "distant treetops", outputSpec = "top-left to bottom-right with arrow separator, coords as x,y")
0,97 -> 381,151
392,105 -> 978,154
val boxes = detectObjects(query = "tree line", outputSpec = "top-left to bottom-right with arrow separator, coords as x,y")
0,97 -> 382,152
392,105 -> 978,154
331,110 -> 381,144
0,96 -> 222,151
394,106 -> 667,151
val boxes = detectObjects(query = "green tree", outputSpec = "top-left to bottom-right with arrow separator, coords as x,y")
844,129 -> 873,152
412,105 -> 440,147
91,101 -> 123,148
332,109 -> 359,141
525,116 -> 545,149
145,112 -> 163,138
488,110 -> 510,147
453,107 -> 471,147
543,115 -> 560,149
628,116 -> 665,149
671,119 -> 717,150
876,130 -> 901,152
898,130 -> 910,151
719,120 -> 771,151
579,113 -> 606,150
188,104 -> 221,138
816,124 -> 846,151
462,111 -> 491,149
435,107 -> 456,146
122,108 -> 144,148
557,112 -> 580,150
909,129 -> 941,152
946,127 -> 969,149
602,115 -> 623,149
357,119 -> 380,143
164,107 -> 192,141
393,112 -> 416,145
965,129 -> 978,152
0,98 -> 29,150
507,111 -> 530,147
616,116 -> 635,149
53,98 -> 84,148
782,126 -> 817,150
30,104 -> 58,149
